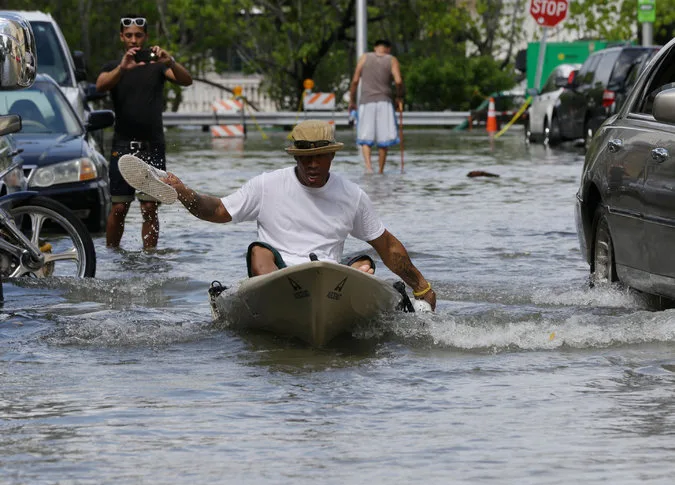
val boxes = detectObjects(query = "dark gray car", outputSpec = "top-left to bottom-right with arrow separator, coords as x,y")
558,45 -> 659,148
576,37 -> 675,300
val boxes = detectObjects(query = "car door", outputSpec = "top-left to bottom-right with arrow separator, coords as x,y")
588,118 -> 650,276
632,46 -> 675,286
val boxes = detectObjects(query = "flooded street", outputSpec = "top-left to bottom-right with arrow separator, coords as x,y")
3,128 -> 675,484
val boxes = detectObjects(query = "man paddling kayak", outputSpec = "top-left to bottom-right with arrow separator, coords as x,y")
119,120 -> 436,310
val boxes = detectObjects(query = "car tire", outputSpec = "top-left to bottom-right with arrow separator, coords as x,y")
591,206 -> 618,286
546,115 -> 561,146
524,119 -> 532,143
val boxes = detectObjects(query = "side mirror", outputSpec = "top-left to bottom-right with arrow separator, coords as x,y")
526,88 -> 538,97
0,14 -> 37,89
0,115 -> 22,136
84,83 -> 107,102
73,50 -> 88,82
653,88 -> 675,124
86,110 -> 115,131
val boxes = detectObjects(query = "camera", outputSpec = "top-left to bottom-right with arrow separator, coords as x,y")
134,48 -> 157,63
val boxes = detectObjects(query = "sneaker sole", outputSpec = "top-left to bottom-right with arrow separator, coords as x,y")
118,154 -> 177,205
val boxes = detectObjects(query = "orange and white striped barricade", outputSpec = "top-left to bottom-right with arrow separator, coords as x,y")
211,98 -> 246,138
303,92 -> 336,125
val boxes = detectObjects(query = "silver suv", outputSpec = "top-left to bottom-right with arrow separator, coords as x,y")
0,10 -> 91,123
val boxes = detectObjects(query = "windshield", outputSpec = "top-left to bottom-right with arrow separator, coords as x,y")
28,21 -> 73,87
0,80 -> 82,135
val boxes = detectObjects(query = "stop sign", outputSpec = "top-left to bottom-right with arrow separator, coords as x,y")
530,0 -> 569,27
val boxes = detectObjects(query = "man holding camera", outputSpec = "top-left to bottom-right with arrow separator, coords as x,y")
96,14 -> 192,250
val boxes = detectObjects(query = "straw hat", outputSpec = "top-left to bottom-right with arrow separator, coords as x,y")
285,120 -> 344,156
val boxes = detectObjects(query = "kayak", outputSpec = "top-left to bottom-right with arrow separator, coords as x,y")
208,261 -> 408,347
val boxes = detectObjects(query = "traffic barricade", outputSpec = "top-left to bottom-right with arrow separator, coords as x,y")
303,92 -> 336,125
211,98 -> 245,138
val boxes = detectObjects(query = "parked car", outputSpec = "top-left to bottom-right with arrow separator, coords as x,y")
470,90 -> 529,130
556,45 -> 661,148
525,63 -> 581,144
0,74 -> 114,232
576,36 -> 675,300
1,9 -> 107,152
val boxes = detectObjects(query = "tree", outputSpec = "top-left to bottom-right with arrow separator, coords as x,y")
565,0 -> 635,40
232,0 -> 357,110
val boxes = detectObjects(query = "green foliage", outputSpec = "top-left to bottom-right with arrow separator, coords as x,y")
566,0 -> 635,40
18,0 -> 534,111
405,55 -> 516,111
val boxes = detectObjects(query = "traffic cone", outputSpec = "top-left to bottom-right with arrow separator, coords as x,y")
486,97 -> 497,134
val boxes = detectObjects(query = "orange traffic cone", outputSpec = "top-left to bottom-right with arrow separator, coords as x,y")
486,97 -> 497,134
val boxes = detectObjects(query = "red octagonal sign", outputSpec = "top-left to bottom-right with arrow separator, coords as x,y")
530,0 -> 569,28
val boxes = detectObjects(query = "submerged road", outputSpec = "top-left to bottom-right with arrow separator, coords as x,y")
3,129 -> 675,484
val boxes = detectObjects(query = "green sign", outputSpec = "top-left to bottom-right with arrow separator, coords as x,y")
638,0 -> 656,23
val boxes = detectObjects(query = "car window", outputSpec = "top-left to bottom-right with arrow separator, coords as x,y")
635,47 -> 675,115
609,49 -> 651,89
594,50 -> 620,86
623,51 -> 656,91
0,81 -> 82,135
578,53 -> 601,85
28,21 -> 73,87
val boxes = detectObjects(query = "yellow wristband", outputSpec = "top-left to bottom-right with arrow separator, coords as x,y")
413,282 -> 432,297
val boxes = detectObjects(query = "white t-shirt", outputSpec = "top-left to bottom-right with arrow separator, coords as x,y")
222,167 -> 385,266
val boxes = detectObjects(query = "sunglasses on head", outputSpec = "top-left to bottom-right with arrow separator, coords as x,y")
120,17 -> 147,27
293,140 -> 332,149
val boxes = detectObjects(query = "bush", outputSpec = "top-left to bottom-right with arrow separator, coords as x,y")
405,54 -> 517,111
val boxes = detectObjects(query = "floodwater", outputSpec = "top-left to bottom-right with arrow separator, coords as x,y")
3,128 -> 675,484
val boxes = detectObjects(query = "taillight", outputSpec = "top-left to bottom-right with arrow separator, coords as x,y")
602,89 -> 616,108
567,71 -> 576,84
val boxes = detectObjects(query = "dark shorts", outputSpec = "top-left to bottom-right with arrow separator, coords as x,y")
110,141 -> 166,203
246,242 -> 375,277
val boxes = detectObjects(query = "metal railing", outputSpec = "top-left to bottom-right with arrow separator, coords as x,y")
163,110 -> 470,127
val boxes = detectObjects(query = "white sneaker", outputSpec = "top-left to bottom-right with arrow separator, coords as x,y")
118,154 -> 177,204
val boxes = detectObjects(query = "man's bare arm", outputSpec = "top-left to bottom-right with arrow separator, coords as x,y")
164,173 -> 232,223
96,66 -> 123,92
348,54 -> 367,110
164,61 -> 193,86
368,230 -> 436,310
152,46 -> 193,86
96,49 -> 137,92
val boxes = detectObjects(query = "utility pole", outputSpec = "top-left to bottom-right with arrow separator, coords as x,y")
355,0 -> 367,105
356,0 -> 367,60
638,0 -> 656,46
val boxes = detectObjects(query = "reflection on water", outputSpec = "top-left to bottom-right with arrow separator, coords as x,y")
2,129 -> 675,484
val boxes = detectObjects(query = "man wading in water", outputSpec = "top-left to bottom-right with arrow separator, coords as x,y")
348,39 -> 404,174
97,14 -> 192,250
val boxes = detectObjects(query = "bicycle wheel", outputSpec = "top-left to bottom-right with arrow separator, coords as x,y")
0,196 -> 96,277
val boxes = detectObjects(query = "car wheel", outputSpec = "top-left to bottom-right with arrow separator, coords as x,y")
547,115 -> 561,146
591,206 -> 618,286
524,119 -> 531,143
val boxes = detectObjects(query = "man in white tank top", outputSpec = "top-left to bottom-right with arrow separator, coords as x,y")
160,120 -> 436,310
348,40 -> 404,174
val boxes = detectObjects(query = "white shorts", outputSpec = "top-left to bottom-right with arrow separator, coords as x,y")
356,101 -> 399,148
